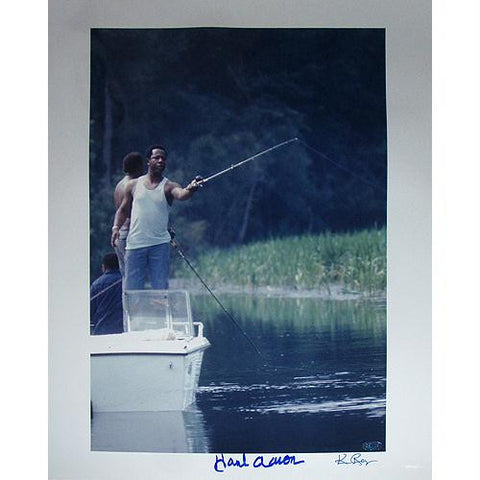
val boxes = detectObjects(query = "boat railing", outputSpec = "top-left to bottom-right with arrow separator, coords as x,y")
193,322 -> 204,338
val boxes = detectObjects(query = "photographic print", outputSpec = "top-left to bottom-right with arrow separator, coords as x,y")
49,1 -> 431,479
88,28 -> 387,454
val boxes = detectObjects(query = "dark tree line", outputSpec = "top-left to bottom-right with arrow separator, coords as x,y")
89,28 -> 387,278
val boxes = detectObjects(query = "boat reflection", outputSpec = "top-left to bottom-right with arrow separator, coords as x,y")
91,407 -> 210,453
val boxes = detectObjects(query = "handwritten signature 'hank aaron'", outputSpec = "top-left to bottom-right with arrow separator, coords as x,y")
335,453 -> 378,466
213,453 -> 305,472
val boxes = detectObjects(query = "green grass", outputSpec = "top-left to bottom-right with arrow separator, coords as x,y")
173,228 -> 386,295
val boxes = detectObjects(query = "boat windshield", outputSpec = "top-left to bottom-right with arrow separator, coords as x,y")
123,289 -> 194,338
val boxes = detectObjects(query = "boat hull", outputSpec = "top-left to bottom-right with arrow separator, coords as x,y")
90,334 -> 210,412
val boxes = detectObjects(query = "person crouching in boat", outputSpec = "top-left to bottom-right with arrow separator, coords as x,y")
90,253 -> 123,335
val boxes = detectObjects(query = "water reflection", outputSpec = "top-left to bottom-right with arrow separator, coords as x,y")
91,407 -> 210,453
192,295 -> 386,453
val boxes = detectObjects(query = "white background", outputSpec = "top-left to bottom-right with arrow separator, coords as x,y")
432,1 -> 480,478
1,0 -> 479,478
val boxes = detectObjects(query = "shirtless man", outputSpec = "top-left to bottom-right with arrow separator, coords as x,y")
111,144 -> 201,290
112,152 -> 144,276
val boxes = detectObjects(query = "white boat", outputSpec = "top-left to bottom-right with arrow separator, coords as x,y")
90,289 -> 210,412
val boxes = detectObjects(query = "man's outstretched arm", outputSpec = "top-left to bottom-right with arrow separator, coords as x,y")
167,177 -> 202,202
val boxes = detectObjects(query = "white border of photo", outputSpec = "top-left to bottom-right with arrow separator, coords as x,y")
37,0 -> 480,478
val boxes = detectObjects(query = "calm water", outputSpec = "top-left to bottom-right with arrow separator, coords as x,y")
91,294 -> 386,453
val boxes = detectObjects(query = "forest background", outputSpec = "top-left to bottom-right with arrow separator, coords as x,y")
89,28 -> 387,292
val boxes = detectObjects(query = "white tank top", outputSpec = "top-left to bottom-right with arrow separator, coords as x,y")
126,176 -> 171,250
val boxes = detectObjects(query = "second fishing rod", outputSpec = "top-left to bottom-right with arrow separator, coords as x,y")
168,228 -> 265,359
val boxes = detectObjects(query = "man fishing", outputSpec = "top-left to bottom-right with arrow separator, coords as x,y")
111,144 -> 202,290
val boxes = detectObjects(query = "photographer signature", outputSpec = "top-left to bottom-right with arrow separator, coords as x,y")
335,453 -> 378,466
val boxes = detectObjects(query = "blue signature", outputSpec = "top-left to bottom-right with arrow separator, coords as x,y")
335,453 -> 378,466
214,453 -> 305,472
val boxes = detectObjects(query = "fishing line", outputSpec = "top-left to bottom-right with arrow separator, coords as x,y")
90,278 -> 122,302
169,231 -> 264,359
296,139 -> 387,194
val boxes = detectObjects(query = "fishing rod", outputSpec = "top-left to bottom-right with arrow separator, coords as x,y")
197,137 -> 299,185
168,229 -> 264,358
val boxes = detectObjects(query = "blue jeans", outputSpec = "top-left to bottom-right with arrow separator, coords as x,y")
125,243 -> 170,290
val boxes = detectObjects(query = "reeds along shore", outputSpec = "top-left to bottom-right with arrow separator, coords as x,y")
173,228 -> 386,295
